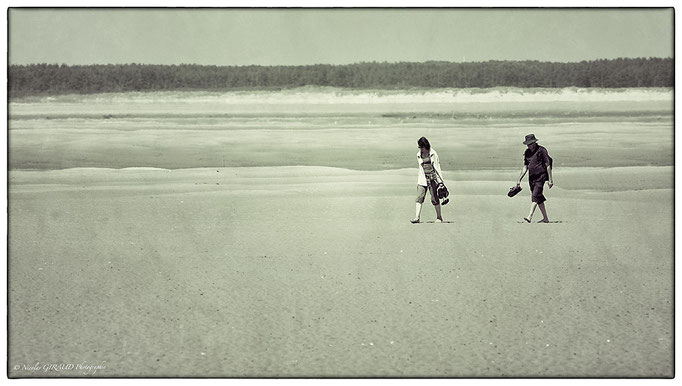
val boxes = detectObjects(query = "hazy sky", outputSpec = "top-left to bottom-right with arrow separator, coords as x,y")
8,8 -> 674,66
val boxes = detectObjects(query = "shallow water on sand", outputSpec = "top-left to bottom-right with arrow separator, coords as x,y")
7,89 -> 674,171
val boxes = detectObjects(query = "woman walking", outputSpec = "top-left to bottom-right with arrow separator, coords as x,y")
411,137 -> 444,224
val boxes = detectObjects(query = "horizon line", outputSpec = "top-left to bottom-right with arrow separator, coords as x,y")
8,56 -> 674,67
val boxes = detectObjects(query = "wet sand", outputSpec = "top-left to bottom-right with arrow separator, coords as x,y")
8,166 -> 673,377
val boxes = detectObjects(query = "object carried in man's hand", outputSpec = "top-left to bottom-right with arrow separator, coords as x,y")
507,185 -> 522,197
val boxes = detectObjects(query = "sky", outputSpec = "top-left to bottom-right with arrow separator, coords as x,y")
7,7 -> 675,66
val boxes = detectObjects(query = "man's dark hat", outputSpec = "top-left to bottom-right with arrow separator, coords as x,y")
523,134 -> 538,145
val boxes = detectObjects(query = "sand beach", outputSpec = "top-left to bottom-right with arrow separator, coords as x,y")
7,88 -> 674,377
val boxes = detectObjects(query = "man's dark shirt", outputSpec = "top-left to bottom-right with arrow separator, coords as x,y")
524,146 -> 551,180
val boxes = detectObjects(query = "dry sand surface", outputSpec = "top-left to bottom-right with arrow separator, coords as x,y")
8,166 -> 673,377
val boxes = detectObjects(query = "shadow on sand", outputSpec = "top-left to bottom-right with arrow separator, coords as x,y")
413,220 -> 456,224
516,220 -> 564,224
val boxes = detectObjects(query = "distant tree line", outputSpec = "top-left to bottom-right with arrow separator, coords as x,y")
8,57 -> 672,97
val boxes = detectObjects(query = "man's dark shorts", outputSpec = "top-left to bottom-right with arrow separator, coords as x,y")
529,174 -> 547,204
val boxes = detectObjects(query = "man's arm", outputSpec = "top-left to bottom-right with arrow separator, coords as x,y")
517,165 -> 528,186
542,149 -> 553,188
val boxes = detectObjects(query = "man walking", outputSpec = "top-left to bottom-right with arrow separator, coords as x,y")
516,134 -> 553,223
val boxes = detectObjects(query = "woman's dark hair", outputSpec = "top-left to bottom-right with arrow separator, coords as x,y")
417,137 -> 430,150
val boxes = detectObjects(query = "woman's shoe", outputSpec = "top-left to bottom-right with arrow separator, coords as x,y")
410,218 -> 420,224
